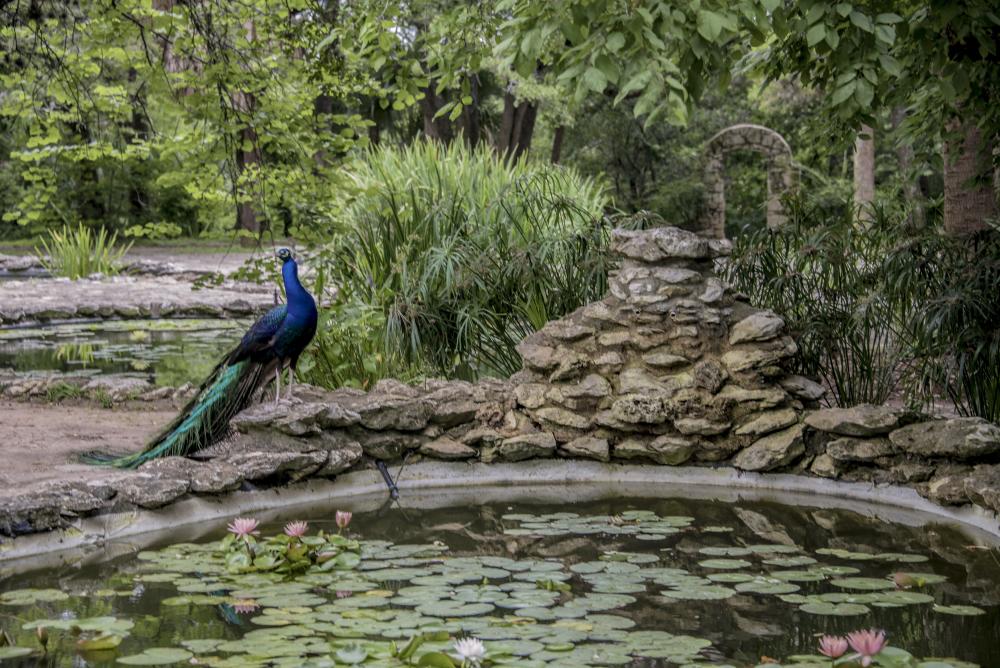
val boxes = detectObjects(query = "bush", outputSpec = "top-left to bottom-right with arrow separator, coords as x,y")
35,224 -> 132,279
725,195 -> 1000,422
300,141 -> 611,385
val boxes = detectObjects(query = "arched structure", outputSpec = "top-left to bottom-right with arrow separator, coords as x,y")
702,124 -> 795,238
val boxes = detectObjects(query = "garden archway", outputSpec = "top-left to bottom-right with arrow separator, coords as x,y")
702,124 -> 795,238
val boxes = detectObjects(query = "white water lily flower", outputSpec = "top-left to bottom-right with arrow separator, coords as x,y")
453,637 -> 486,665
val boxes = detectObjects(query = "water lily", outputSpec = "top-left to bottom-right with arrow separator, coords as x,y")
227,517 -> 260,538
453,637 -> 486,666
284,521 -> 308,538
336,510 -> 353,532
818,635 -> 848,659
847,629 -> 887,666
232,599 -> 259,614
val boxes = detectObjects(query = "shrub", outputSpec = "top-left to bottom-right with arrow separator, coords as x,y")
35,224 -> 132,279
301,141 -> 611,384
725,195 -> 1000,422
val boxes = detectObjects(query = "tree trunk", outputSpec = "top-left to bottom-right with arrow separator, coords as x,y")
458,76 -> 480,148
943,118 -> 997,236
494,91 -> 537,161
891,107 -> 923,224
551,125 -> 565,164
853,124 -> 875,220
419,87 -> 453,144
233,17 -> 261,235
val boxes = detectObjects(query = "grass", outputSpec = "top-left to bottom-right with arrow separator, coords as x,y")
35,224 -> 132,279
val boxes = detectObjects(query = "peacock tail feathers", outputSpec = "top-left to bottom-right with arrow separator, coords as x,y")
84,357 -> 274,469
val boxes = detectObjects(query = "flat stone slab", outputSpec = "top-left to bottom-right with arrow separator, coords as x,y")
889,418 -> 1000,459
804,404 -> 903,437
0,275 -> 272,324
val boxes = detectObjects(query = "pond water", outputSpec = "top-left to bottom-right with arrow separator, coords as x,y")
0,494 -> 997,667
0,319 -> 243,387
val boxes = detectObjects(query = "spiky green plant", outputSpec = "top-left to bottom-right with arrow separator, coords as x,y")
35,224 -> 132,279
302,140 -> 612,382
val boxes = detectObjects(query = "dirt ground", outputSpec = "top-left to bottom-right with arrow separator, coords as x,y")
0,400 -> 175,493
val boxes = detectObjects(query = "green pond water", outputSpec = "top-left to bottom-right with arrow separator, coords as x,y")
0,320 -> 244,387
0,495 -> 998,667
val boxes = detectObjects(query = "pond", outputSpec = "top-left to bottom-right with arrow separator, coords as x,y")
0,493 -> 997,667
0,319 -> 244,387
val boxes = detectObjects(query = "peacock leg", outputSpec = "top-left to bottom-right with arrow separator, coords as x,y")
287,368 -> 295,399
274,368 -> 281,404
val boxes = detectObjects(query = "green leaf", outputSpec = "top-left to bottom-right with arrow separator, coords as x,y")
418,651 -> 457,667
831,81 -> 856,105
876,12 -> 904,23
696,10 -> 726,42
583,67 -> 607,92
850,11 -> 874,32
606,32 -> 626,52
875,23 -> 895,44
854,79 -> 874,107
806,23 -> 826,46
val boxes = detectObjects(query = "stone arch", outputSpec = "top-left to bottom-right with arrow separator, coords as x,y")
702,124 -> 795,238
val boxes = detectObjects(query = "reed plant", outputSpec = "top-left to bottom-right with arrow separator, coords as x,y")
35,224 -> 131,279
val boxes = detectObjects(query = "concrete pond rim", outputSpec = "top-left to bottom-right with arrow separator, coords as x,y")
2,460 -> 998,577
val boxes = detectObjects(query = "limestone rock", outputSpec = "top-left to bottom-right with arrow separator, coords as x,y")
674,417 -> 731,436
140,457 -> 244,494
826,437 -> 895,462
610,395 -> 669,424
0,492 -> 68,536
516,342 -> 560,371
354,430 -> 425,460
531,407 -> 591,430
559,436 -> 610,462
780,375 -> 826,401
420,437 -> 477,460
735,409 -> 798,437
482,432 -> 556,463
514,383 -> 548,409
542,320 -> 595,342
114,475 -> 189,509
315,441 -> 364,476
642,351 -> 689,369
721,338 -> 797,372
732,424 -> 805,472
234,401 -> 326,436
430,399 -> 479,427
729,312 -> 784,344
561,374 -> 612,399
461,426 -> 503,446
713,385 -> 788,410
355,395 -> 432,431
889,418 -> 1000,460
226,450 -> 328,481
549,350 -> 590,382
809,453 -> 840,479
614,435 -> 694,465
613,227 -> 710,260
692,359 -> 728,393
804,405 -> 903,437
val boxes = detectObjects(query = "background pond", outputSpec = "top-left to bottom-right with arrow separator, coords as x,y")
0,319 -> 243,387
0,495 -> 997,667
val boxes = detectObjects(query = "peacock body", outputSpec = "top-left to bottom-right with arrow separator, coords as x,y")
91,247 -> 317,469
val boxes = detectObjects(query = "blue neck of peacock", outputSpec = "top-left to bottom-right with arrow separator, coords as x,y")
282,259 -> 315,318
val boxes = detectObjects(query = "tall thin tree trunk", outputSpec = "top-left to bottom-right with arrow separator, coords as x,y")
551,125 -> 565,164
233,18 -> 261,235
419,87 -> 453,144
853,124 -> 875,220
943,118 -> 997,236
494,90 -> 537,161
891,107 -> 923,224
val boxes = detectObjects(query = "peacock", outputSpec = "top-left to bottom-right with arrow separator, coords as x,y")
88,247 -> 318,469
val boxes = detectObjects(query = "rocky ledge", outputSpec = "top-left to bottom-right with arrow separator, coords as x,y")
0,275 -> 271,325
2,226 -> 997,540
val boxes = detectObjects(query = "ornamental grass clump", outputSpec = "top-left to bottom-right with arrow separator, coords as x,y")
35,223 -> 131,279
306,140 -> 613,382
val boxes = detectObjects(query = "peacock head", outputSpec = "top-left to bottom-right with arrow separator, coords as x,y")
276,247 -> 293,263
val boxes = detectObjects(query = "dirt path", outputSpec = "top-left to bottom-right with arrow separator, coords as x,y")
0,401 -> 175,492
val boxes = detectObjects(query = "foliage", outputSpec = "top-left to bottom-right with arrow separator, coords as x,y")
725,197 -> 913,407
726,195 -> 1000,421
303,141 -> 611,383
35,224 -> 131,279
222,519 -> 361,575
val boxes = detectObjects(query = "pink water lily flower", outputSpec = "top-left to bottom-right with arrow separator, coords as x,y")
818,635 -> 849,658
227,517 -> 260,538
232,599 -> 259,614
847,629 -> 887,666
335,510 -> 353,531
284,521 -> 309,538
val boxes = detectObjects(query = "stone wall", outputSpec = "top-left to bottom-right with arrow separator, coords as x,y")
3,226 -> 999,538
